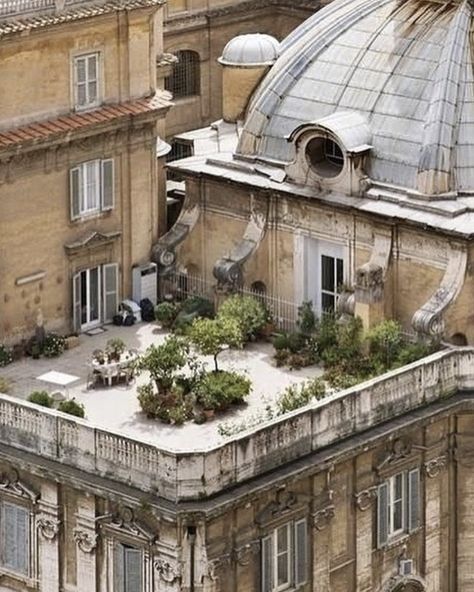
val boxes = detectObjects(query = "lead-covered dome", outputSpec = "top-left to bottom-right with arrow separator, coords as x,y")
218,34 -> 280,67
237,0 -> 474,196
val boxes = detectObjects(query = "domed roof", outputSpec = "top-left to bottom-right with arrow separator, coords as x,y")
237,0 -> 474,195
218,33 -> 280,67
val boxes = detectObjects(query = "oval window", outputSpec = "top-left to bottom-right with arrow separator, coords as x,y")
305,136 -> 344,178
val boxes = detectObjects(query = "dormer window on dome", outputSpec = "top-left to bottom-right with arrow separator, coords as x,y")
286,111 -> 372,195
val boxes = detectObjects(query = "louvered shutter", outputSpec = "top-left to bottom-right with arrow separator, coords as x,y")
125,547 -> 142,592
1,502 -> 16,570
101,159 -> 114,210
377,482 -> 389,548
15,506 -> 29,575
70,167 -> 81,220
103,263 -> 119,322
408,469 -> 421,532
261,535 -> 273,592
73,272 -> 81,332
294,519 -> 307,586
114,543 -> 125,592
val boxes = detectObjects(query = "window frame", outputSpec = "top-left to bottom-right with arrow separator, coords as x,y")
73,52 -> 101,110
261,518 -> 307,592
70,158 -> 115,221
164,50 -> 200,99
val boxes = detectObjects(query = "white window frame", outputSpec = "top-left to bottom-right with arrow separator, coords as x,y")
377,469 -> 421,548
261,519 -> 307,592
70,158 -> 115,220
73,52 -> 100,110
0,500 -> 31,578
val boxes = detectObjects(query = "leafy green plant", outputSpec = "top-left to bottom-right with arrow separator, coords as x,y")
218,295 -> 267,340
0,344 -> 12,367
137,384 -> 192,424
272,333 -> 290,351
27,390 -> 54,408
154,302 -> 179,329
315,313 -> 338,353
105,338 -> 126,360
137,336 -> 189,394
276,378 -> 326,415
58,399 -> 85,418
218,405 -> 275,437
42,333 -> 65,358
195,370 -> 251,411
366,320 -> 403,368
172,296 -> 214,334
297,301 -> 316,336
189,317 -> 243,372
394,341 -> 434,368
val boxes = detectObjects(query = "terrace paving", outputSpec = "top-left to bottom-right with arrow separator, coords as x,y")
0,323 -> 323,452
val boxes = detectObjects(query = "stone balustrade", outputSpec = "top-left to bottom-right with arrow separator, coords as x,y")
0,0 -> 111,18
0,348 -> 472,502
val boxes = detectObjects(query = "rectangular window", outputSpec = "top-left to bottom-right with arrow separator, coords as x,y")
114,543 -> 142,592
377,469 -> 421,548
320,254 -> 344,313
0,502 -> 29,576
70,159 -> 114,220
74,53 -> 99,109
261,519 -> 307,592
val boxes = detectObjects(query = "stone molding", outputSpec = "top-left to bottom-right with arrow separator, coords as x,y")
354,231 -> 392,304
0,468 -> 39,502
154,558 -> 181,583
412,244 -> 467,338
213,194 -> 269,290
97,507 -> 158,543
73,528 -> 98,554
255,489 -> 299,525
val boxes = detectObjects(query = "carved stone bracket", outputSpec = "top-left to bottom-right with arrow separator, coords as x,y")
154,558 -> 181,583
354,486 -> 378,511
424,455 -> 447,478
152,191 -> 200,274
213,194 -> 269,291
73,528 -> 98,554
37,517 -> 61,541
412,244 -> 467,338
312,505 -> 335,531
355,232 -> 392,304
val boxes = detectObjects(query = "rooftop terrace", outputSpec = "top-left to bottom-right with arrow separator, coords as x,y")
0,321 -> 471,501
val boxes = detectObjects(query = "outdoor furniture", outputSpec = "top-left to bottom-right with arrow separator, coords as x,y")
90,350 -> 138,387
36,371 -> 80,398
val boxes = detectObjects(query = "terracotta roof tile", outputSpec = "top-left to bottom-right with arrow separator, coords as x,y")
0,94 -> 168,150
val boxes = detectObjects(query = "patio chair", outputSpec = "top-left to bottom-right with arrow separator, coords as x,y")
86,368 -> 103,390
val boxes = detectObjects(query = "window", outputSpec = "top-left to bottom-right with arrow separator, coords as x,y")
166,140 -> 193,162
305,136 -> 344,178
321,254 -> 344,313
114,543 -> 142,592
165,50 -> 200,98
261,519 -> 307,592
74,53 -> 99,109
377,469 -> 420,548
70,159 -> 114,220
0,502 -> 29,576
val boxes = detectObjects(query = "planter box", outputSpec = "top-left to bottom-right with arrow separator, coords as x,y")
65,336 -> 80,350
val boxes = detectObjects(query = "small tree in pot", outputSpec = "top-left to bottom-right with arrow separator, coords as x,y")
189,317 -> 243,373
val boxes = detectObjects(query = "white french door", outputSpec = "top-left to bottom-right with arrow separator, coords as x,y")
73,263 -> 118,332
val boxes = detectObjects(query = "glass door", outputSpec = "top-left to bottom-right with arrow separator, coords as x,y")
321,254 -> 344,313
80,267 -> 101,330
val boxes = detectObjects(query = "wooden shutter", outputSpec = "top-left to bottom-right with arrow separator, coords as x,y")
377,482 -> 389,548
125,547 -> 142,592
114,543 -> 125,592
294,519 -> 307,586
15,506 -> 29,575
73,272 -> 81,332
408,468 -> 421,532
101,159 -> 114,210
261,535 -> 273,592
103,264 -> 119,322
70,167 -> 81,220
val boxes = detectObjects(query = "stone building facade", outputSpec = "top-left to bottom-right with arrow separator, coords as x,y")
162,0 -> 320,142
163,0 -> 474,345
0,0 -> 171,342
0,348 -> 471,591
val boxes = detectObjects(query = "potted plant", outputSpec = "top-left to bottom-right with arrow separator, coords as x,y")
92,349 -> 106,365
106,338 -> 126,362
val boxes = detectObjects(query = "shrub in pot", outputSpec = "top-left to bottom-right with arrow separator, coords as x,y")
42,333 -> 66,358
58,399 -> 85,418
0,344 -> 13,367
154,302 -> 179,329
27,390 -> 54,408
218,295 -> 267,341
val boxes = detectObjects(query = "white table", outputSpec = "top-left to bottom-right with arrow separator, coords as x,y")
91,351 -> 138,387
36,371 -> 80,398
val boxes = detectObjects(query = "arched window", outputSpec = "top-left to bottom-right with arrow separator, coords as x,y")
165,50 -> 200,98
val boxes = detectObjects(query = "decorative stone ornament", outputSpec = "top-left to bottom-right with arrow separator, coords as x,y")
37,517 -> 61,541
154,558 -> 181,583
354,486 -> 378,511
312,505 -> 335,531
424,455 -> 447,478
73,528 -> 98,554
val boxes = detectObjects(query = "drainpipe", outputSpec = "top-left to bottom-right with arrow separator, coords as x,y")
187,525 -> 197,592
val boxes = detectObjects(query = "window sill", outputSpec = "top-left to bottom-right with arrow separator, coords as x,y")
171,95 -> 201,105
71,209 -> 112,224
74,102 -> 102,113
378,527 -> 422,552
0,569 -> 37,590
